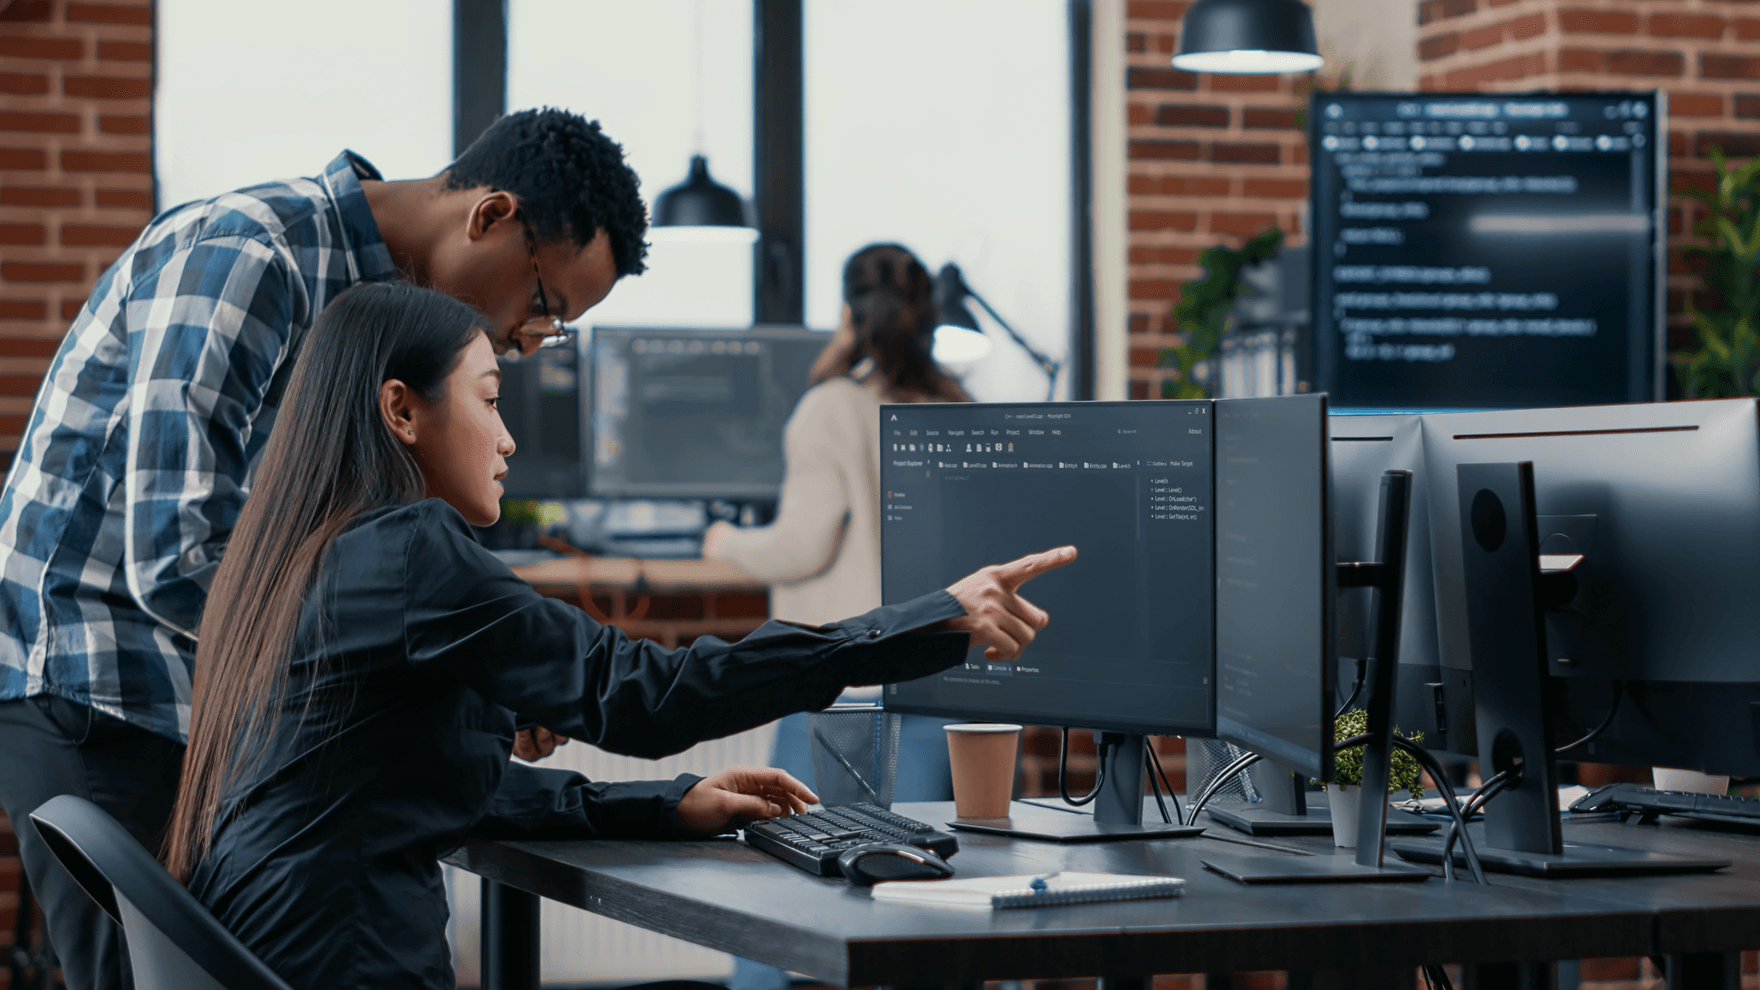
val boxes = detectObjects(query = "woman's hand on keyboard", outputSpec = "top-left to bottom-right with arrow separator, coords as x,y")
944,545 -> 1077,660
676,767 -> 820,835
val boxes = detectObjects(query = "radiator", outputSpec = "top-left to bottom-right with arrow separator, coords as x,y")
447,723 -> 779,986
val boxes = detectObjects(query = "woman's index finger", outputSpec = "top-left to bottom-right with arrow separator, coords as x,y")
995,545 -> 1078,588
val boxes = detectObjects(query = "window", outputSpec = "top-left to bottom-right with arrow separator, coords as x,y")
511,0 -> 756,328
804,0 -> 1071,400
155,0 -> 451,209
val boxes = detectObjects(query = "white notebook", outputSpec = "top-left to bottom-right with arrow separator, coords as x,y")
869,872 -> 1186,911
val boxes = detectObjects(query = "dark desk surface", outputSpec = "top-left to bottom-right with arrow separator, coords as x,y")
446,802 -> 1760,986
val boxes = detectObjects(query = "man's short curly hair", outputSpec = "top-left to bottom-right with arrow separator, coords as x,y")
444,108 -> 649,277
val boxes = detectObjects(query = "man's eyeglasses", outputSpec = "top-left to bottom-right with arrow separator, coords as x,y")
520,219 -> 571,347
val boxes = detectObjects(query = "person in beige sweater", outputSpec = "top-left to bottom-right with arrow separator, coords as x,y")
705,243 -> 972,990
704,243 -> 968,621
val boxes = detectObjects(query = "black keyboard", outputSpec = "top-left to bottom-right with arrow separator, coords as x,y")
1570,783 -> 1760,827
743,804 -> 959,877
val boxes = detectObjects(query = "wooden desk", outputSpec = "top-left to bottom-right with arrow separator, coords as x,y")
446,802 -> 1760,990
511,556 -> 767,647
511,556 -> 762,594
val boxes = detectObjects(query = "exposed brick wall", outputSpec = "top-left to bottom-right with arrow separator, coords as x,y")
1122,0 -> 1312,400
0,0 -> 154,473
0,0 -> 154,969
1416,0 -> 1760,362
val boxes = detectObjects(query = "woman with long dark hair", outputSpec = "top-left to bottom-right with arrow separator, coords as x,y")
704,243 -> 969,614
164,281 -> 1072,989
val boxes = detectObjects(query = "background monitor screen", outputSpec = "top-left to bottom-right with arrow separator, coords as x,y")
587,326 -> 827,500
1311,92 -> 1665,410
497,342 -> 586,500
881,401 -> 1215,737
1214,395 -> 1333,780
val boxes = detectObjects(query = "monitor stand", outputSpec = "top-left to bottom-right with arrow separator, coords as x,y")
1202,470 -> 1431,883
947,733 -> 1205,842
1389,462 -> 1728,878
1203,760 -> 1439,837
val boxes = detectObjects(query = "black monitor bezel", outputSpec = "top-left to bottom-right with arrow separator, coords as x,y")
1308,89 -> 1668,411
879,398 -> 1219,740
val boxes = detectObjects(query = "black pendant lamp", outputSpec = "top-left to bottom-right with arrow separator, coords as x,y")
652,155 -> 748,229
1172,0 -> 1323,75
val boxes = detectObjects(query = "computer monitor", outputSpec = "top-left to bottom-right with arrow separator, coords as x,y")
1418,399 -> 1760,780
586,326 -> 827,501
1386,404 -> 1754,876
881,400 -> 1215,839
1329,414 -> 1470,757
1214,394 -> 1334,781
1202,410 -> 1449,842
1310,91 -> 1666,410
496,342 -> 587,500
1201,395 -> 1437,882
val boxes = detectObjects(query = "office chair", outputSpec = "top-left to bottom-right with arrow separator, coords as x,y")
27,795 -> 293,990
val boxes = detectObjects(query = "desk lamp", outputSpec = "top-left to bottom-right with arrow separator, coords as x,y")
1171,0 -> 1323,75
932,263 -> 1061,401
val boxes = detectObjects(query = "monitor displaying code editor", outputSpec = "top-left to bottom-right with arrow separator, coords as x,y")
1311,92 -> 1663,409
587,327 -> 825,500
880,401 -> 1214,737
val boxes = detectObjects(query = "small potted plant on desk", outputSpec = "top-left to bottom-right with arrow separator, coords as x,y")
1326,709 -> 1424,847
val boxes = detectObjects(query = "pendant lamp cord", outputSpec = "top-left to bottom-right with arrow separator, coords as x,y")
692,0 -> 707,155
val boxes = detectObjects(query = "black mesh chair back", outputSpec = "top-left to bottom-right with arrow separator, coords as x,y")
28,795 -> 293,990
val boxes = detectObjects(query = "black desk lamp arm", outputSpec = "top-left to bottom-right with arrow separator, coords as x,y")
965,287 -> 1062,396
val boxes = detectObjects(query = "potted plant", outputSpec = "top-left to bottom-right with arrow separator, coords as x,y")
1160,227 -> 1283,399
1326,708 -> 1424,847
1672,146 -> 1760,399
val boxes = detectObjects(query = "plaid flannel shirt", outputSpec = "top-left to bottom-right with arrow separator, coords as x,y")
0,151 -> 398,744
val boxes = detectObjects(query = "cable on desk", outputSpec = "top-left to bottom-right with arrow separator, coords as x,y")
1555,679 -> 1623,755
1441,770 -> 1512,874
1329,732 -> 1486,884
1393,733 -> 1487,885
1183,751 -> 1262,827
1145,749 -> 1172,824
1147,740 -> 1183,826
1422,963 -> 1455,990
1058,728 -> 1108,807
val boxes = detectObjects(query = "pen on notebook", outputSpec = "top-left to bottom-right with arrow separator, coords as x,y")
1029,871 -> 1061,894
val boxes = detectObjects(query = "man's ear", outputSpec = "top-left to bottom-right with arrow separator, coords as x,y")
467,190 -> 520,242
380,379 -> 421,445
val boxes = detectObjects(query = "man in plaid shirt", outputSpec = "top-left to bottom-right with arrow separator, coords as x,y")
0,108 -> 650,990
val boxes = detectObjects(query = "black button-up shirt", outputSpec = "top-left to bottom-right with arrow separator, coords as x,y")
186,499 -> 967,990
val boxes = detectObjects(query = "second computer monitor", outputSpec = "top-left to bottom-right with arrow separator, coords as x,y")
1215,394 -> 1335,781
880,401 -> 1215,738
587,326 -> 827,501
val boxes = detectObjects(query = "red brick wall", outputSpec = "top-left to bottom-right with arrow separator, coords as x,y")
1416,0 -> 1760,362
1122,0 -> 1312,401
0,0 -> 154,977
0,0 -> 155,474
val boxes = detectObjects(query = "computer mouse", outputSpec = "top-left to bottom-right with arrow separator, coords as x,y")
837,842 -> 956,886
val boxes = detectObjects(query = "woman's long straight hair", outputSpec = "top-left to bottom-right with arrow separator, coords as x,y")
163,281 -> 486,882
842,243 -> 969,402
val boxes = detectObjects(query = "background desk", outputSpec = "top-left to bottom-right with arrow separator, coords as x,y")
446,801 -> 1760,990
511,556 -> 767,649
